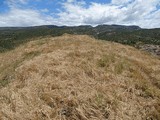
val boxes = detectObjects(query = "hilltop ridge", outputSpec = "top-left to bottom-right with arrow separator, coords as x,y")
0,35 -> 160,120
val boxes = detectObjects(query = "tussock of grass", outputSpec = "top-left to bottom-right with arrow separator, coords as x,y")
97,53 -> 116,68
0,34 -> 160,120
0,76 -> 10,87
114,60 -> 125,74
23,51 -> 41,60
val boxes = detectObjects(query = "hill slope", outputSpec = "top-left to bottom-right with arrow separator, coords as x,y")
0,35 -> 160,120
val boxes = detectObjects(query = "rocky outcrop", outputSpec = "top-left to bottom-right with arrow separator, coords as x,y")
139,44 -> 160,56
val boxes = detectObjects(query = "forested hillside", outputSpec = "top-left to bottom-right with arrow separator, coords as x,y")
0,25 -> 160,54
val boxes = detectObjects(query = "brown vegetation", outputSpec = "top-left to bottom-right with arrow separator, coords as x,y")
0,34 -> 160,120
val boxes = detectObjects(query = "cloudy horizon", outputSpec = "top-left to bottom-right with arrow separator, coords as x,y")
0,0 -> 160,28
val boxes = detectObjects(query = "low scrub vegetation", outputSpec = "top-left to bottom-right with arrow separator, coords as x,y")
0,25 -> 160,53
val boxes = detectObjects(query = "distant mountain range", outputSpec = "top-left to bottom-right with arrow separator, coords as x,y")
0,24 -> 160,55
0,24 -> 141,30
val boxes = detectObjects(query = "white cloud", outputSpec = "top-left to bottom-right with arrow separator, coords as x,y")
0,8 -> 60,27
0,0 -> 160,28
111,0 -> 133,5
5,0 -> 28,8
41,8 -> 49,13
67,0 -> 75,3
0,0 -> 62,27
57,0 -> 160,28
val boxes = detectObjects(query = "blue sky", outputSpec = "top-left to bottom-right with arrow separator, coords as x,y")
0,0 -> 160,28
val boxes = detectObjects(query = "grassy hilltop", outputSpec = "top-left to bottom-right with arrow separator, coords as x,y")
0,35 -> 160,119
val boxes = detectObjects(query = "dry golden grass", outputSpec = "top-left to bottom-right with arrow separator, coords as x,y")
0,34 -> 160,120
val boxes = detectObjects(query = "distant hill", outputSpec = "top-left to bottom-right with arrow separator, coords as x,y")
0,24 -> 160,55
0,35 -> 160,119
